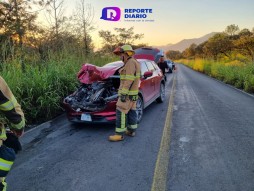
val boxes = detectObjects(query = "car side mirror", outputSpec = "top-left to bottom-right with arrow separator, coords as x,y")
143,71 -> 153,79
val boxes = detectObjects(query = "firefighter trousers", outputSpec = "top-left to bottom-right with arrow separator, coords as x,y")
115,109 -> 138,134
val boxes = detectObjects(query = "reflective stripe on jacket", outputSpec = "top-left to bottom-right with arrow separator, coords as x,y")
118,57 -> 141,96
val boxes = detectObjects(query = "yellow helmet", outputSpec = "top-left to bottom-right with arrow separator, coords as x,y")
113,45 -> 135,56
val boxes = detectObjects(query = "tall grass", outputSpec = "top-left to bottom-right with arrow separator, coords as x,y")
179,59 -> 254,94
1,52 -> 117,124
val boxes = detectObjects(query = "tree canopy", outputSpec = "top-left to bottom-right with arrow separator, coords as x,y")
178,24 -> 254,63
98,27 -> 144,53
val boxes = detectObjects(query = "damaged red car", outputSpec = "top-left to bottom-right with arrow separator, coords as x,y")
63,59 -> 165,124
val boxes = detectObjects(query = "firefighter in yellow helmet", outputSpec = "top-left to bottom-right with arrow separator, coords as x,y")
0,76 -> 25,191
109,45 -> 141,142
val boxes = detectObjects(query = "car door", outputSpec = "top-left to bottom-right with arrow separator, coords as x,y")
151,61 -> 162,96
144,61 -> 156,100
139,61 -> 155,103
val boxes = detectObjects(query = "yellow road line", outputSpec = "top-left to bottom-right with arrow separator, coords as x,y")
151,74 -> 176,191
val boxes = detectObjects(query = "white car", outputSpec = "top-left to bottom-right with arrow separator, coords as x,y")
165,60 -> 175,73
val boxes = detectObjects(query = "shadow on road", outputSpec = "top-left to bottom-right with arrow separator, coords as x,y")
68,122 -> 114,134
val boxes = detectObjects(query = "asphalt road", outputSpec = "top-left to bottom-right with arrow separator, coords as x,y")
168,64 -> 254,191
7,74 -> 174,191
7,64 -> 254,191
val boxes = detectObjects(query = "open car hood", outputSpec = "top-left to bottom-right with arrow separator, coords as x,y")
134,54 -> 155,61
77,61 -> 124,84
134,47 -> 163,63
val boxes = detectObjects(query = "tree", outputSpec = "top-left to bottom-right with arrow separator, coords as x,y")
166,50 -> 182,60
203,33 -> 233,59
45,0 -> 66,37
0,33 -> 14,67
234,35 -> 254,62
114,27 -> 144,45
0,0 -> 39,70
183,43 -> 197,58
99,27 -> 144,53
238,28 -> 252,37
0,0 -> 39,45
40,0 -> 82,58
225,24 -> 240,36
71,0 -> 95,55
195,42 -> 206,58
132,43 -> 148,50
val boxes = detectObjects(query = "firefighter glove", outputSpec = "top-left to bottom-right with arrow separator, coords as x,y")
130,95 -> 138,101
3,132 -> 22,154
120,94 -> 127,102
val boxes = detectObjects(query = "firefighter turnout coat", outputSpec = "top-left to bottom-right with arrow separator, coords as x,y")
0,76 -> 25,142
116,57 -> 141,114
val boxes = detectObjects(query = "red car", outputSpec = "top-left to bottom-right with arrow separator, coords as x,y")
63,59 -> 165,124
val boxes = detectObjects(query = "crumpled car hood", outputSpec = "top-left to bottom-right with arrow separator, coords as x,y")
77,61 -> 123,84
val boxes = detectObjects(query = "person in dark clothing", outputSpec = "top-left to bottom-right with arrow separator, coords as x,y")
157,55 -> 169,81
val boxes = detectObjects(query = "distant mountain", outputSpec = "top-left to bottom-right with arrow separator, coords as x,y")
155,43 -> 173,51
155,32 -> 218,52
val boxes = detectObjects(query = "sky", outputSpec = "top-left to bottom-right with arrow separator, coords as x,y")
38,0 -> 254,49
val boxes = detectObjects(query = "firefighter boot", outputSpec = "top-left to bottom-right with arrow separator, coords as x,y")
108,134 -> 124,142
125,130 -> 135,137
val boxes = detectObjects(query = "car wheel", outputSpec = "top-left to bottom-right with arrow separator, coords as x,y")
156,83 -> 165,103
136,95 -> 144,123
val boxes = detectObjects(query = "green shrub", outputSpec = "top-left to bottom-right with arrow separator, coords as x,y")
193,59 -> 204,72
243,65 -> 254,93
203,60 -> 212,75
222,66 -> 238,85
1,53 -> 116,124
180,59 -> 254,94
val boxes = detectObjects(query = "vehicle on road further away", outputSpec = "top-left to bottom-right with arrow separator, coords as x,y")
63,59 -> 165,124
165,60 -> 175,73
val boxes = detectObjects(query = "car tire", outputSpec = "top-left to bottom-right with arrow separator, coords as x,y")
156,83 -> 165,103
136,95 -> 144,123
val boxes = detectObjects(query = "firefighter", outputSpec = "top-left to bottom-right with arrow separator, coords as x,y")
0,76 -> 25,191
109,45 -> 141,142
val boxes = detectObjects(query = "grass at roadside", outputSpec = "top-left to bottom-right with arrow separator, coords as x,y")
178,59 -> 254,94
1,53 -> 117,124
